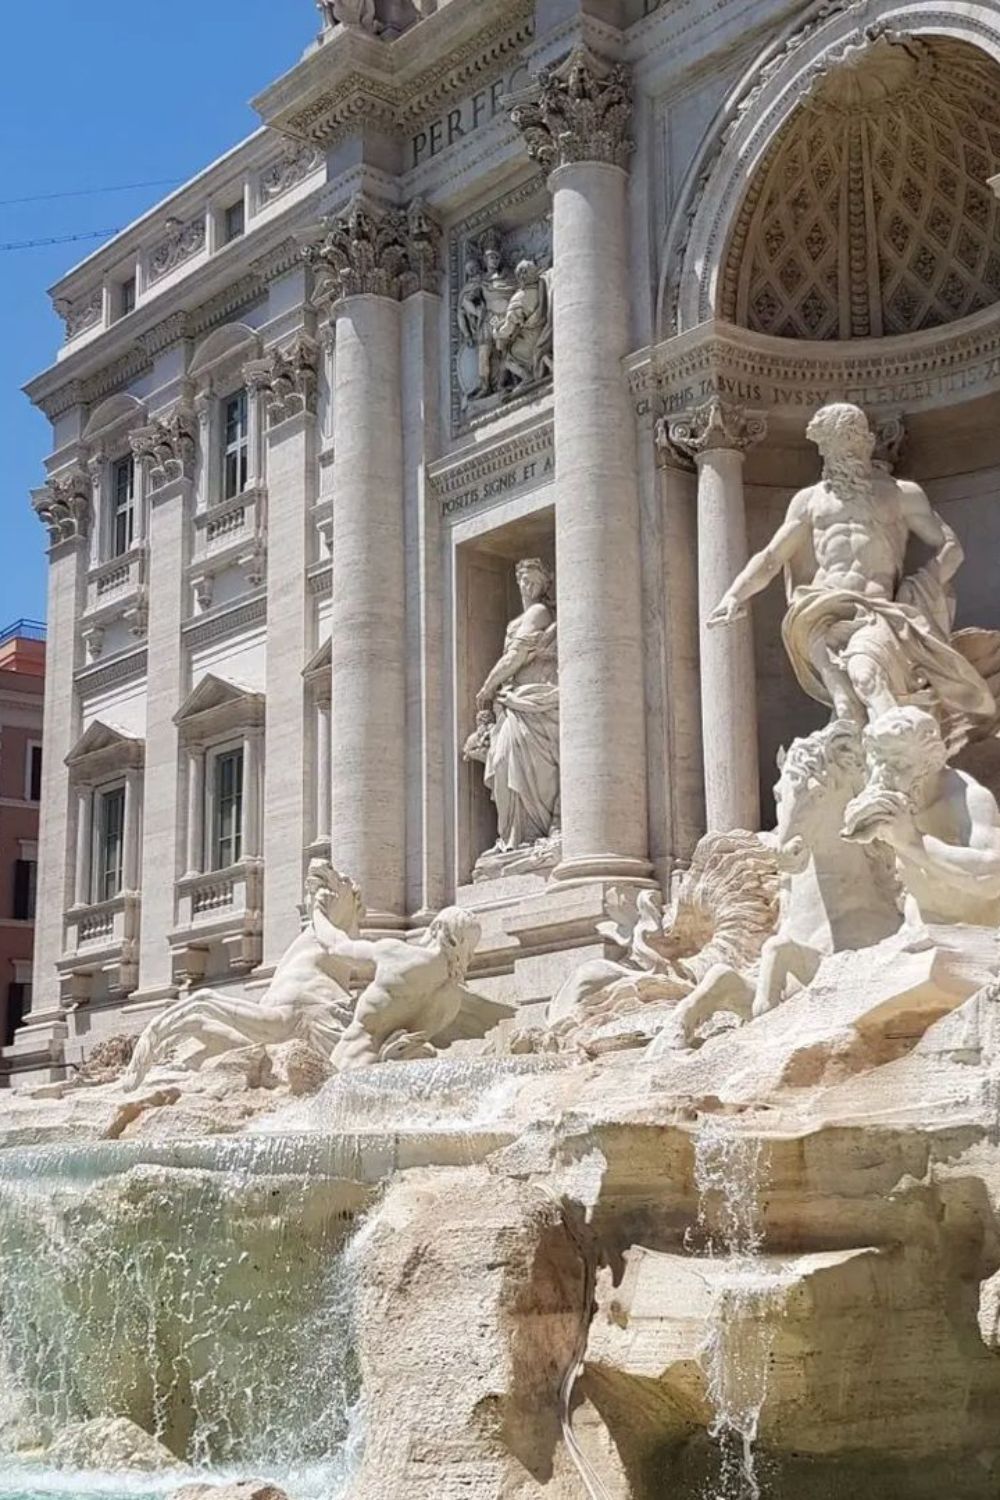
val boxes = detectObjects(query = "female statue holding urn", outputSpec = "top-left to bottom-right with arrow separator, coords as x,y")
464,558 -> 561,872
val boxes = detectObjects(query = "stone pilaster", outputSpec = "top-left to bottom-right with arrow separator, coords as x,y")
131,404 -> 193,1000
669,397 -> 766,834
511,48 -> 649,883
22,470 -> 91,1043
306,193 -> 441,928
246,332 -> 319,965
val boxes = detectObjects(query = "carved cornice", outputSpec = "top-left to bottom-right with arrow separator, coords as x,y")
180,592 -> 267,651
130,408 -> 197,490
284,73 -> 400,147
305,192 -> 441,303
668,397 -> 767,457
75,646 -> 148,695
149,215 -> 207,283
509,46 -> 634,173
33,468 -> 93,544
244,336 -> 320,424
631,310 -> 1000,423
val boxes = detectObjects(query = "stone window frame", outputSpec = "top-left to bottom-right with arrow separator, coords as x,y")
174,673 -> 265,882
188,323 -> 265,514
81,394 -> 150,570
60,721 -> 144,1000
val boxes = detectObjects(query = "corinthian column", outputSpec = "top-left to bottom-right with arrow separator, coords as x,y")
511,48 -> 649,883
669,398 -> 766,833
306,196 -> 440,928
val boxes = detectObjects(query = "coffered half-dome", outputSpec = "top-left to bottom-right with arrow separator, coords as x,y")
720,34 -> 1000,340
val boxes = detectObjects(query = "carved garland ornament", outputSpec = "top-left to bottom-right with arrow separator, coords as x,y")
304,193 -> 441,303
510,46 -> 634,173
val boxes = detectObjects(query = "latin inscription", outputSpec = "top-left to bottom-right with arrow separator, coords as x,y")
659,355 -> 1000,415
436,450 -> 555,519
411,62 -> 531,168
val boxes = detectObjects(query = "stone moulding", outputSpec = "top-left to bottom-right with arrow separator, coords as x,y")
272,2 -> 534,147
74,646 -> 148,695
428,415 -> 554,520
628,308 -> 1000,421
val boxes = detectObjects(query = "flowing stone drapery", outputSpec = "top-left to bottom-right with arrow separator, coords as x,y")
511,47 -> 650,884
464,558 -> 561,878
669,398 -> 765,834
306,195 -> 441,928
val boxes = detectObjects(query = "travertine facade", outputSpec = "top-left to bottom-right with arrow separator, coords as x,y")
14,0 -> 1000,1082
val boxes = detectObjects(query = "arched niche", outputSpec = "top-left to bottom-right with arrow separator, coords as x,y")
659,5 -> 1000,341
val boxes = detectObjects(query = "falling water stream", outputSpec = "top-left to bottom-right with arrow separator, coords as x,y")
0,1055 -> 568,1500
0,1136 -> 372,1500
692,1118 -> 787,1500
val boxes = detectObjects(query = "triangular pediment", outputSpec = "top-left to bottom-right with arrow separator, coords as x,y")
174,673 -> 263,725
65,719 -> 144,776
302,637 -> 331,678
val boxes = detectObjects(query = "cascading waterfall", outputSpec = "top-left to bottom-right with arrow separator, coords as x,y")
0,1136 -> 374,1499
692,1118 -> 783,1500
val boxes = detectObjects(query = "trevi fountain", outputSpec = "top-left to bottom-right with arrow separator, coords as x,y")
11,2 -> 1000,1497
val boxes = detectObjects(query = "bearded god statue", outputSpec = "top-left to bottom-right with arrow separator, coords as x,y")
710,400 -> 1000,932
463,558 -> 561,880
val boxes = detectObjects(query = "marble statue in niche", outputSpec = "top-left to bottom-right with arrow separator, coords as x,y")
456,226 -> 553,414
708,401 -> 996,825
464,558 -> 561,880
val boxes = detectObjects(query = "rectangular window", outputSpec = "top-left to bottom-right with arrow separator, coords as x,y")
12,860 -> 36,921
110,455 -> 135,557
96,786 -> 126,903
28,743 -> 42,802
224,199 -> 245,243
120,276 -> 136,317
222,391 -> 249,500
212,748 -> 244,869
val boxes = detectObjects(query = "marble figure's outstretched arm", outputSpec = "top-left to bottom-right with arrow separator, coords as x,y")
707,507 -> 810,627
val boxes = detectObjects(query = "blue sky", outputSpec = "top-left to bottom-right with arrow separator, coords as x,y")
0,1 -> 315,624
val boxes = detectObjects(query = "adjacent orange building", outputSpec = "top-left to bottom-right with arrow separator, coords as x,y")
0,621 -> 45,1057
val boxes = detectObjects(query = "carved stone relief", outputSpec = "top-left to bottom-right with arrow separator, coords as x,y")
243,337 -> 319,425
449,183 -> 551,432
258,144 -> 323,205
130,409 -> 197,492
148,216 -> 207,283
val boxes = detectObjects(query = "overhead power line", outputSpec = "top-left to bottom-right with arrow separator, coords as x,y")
0,179 -> 180,208
0,229 -> 123,252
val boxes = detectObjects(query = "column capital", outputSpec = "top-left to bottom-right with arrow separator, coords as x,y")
130,405 -> 197,492
244,335 -> 320,426
510,46 -> 634,174
33,466 -> 92,544
304,192 -> 441,306
668,397 -> 767,461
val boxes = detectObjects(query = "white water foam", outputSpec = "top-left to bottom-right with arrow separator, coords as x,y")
692,1118 -> 787,1500
0,1139 -> 375,1500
